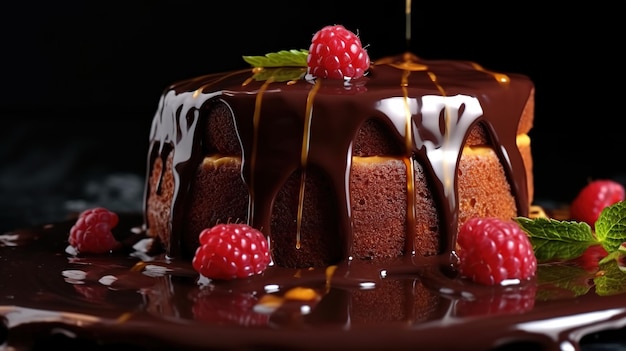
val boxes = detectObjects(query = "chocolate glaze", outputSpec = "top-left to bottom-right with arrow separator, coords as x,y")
145,53 -> 532,267
2,214 -> 626,350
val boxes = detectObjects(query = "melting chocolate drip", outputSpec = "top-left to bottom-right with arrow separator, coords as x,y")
145,53 -> 532,266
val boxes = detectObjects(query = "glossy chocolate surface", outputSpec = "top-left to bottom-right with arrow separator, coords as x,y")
146,53 -> 532,264
2,214 -> 626,350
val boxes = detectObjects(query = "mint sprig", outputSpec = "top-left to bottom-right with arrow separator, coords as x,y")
515,201 -> 626,262
517,201 -> 626,297
243,49 -> 309,68
250,67 -> 306,82
595,201 -> 626,252
535,263 -> 594,300
515,217 -> 596,261
595,259 -> 626,296
535,256 -> 626,299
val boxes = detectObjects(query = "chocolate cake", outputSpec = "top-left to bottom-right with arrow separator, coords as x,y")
144,52 -> 535,269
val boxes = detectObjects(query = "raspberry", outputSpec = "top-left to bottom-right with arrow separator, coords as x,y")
192,223 -> 271,280
68,207 -> 120,254
73,284 -> 109,303
570,179 -> 625,228
457,217 -> 537,286
455,284 -> 536,317
573,244 -> 608,272
307,24 -> 370,80
192,290 -> 269,327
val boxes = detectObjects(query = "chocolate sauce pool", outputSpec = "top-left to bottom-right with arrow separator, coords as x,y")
2,213 -> 626,350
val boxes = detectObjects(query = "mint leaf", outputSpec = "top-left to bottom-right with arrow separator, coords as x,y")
595,201 -> 626,253
243,49 -> 309,68
594,259 -> 626,296
535,263 -> 594,300
515,217 -> 598,261
250,67 -> 306,82
603,244 -> 626,272
599,250 -> 620,265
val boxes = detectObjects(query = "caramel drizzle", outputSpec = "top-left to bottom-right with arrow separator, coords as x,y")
405,0 -> 412,49
296,80 -> 322,249
400,68 -> 417,256
395,54 -> 464,257
388,53 -> 487,258
247,74 -> 275,228
471,62 -> 511,86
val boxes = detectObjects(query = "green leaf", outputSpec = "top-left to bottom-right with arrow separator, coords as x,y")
595,201 -> 626,253
515,217 -> 598,261
243,49 -> 309,68
619,253 -> 626,273
599,250 -> 620,265
594,259 -> 626,296
250,67 -> 306,82
535,263 -> 594,300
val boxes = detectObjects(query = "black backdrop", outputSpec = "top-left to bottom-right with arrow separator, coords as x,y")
1,1 -> 624,232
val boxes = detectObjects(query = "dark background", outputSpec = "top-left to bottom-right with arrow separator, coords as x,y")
1,1 -> 624,233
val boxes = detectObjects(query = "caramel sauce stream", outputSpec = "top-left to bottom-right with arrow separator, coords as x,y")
296,80 -> 322,249
247,74 -> 275,228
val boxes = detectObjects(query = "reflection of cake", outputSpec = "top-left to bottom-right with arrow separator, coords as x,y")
144,52 -> 534,268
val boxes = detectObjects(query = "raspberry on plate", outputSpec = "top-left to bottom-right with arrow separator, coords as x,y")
68,207 -> 121,254
457,217 -> 537,286
307,24 -> 370,80
192,290 -> 269,327
570,179 -> 625,229
192,223 -> 271,280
